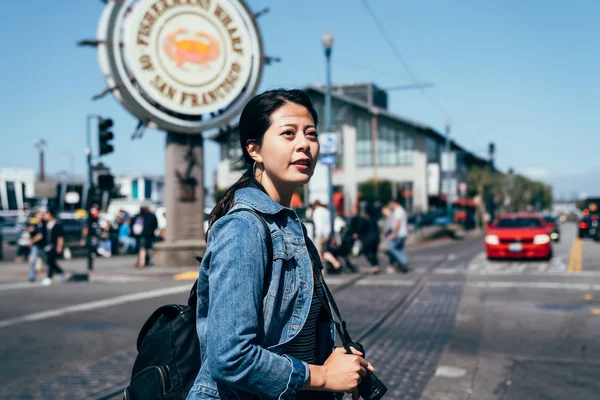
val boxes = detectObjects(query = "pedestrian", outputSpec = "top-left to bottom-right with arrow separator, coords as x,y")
27,211 -> 47,282
357,206 -> 381,274
41,208 -> 66,286
311,199 -> 331,259
387,199 -> 409,273
187,89 -> 375,400
132,205 -> 158,269
97,220 -> 113,258
118,217 -> 136,254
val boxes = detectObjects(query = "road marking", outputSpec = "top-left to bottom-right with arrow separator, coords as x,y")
0,284 -> 191,329
356,280 -> 415,286
591,308 -> 600,315
0,282 -> 38,292
173,271 -> 199,281
568,238 -> 583,273
435,366 -> 467,378
584,294 -> 593,301
435,269 -> 600,278
467,281 -> 594,290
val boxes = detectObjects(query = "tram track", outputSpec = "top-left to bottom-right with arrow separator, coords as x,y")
97,239 -> 481,399
327,239 -> 481,346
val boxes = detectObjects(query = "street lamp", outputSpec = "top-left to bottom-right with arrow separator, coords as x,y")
33,139 -> 48,182
321,31 -> 335,234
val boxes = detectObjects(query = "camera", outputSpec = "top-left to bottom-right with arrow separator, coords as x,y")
347,342 -> 387,400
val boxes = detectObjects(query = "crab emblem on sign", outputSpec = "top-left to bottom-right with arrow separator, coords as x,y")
163,29 -> 221,68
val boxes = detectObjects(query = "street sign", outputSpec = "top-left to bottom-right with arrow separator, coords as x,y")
95,0 -> 264,133
320,153 -> 337,167
319,132 -> 339,155
33,181 -> 57,198
441,151 -> 456,173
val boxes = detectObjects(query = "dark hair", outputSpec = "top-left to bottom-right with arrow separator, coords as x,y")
208,89 -> 318,228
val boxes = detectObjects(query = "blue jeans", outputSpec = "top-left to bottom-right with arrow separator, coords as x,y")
28,246 -> 44,280
119,236 -> 136,254
388,236 -> 407,268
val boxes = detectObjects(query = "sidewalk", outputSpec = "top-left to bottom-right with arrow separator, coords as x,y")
0,230 -> 483,283
0,254 -> 198,282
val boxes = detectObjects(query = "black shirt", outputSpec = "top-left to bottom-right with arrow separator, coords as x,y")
47,221 -> 64,248
31,222 -> 47,249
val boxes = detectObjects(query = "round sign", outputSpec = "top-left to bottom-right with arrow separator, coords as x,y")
64,192 -> 81,205
97,0 -> 264,133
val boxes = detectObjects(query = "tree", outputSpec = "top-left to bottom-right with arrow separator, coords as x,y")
358,179 -> 393,204
467,166 -> 491,228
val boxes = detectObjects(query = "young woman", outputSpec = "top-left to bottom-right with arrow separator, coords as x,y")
187,89 -> 375,400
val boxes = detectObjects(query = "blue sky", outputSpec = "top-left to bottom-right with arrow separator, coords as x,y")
1,1 -> 598,198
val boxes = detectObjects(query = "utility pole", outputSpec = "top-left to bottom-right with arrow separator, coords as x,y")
488,142 -> 496,219
322,31 -> 335,234
86,114 -> 101,271
444,122 -> 452,223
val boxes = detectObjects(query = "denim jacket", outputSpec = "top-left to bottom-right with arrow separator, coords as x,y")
187,186 -> 336,400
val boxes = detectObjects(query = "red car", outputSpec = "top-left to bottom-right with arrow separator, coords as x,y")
485,213 -> 552,260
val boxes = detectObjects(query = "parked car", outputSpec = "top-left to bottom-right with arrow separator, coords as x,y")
0,215 -> 26,245
485,213 -> 552,260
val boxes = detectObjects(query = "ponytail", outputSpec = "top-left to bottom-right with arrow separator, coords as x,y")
208,168 -> 262,229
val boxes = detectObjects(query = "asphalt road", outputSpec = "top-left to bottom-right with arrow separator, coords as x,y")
1,224 -> 598,399
423,222 -> 600,400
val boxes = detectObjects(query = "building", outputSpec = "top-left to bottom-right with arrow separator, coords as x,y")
0,168 -> 36,215
213,83 -> 489,215
114,174 -> 164,203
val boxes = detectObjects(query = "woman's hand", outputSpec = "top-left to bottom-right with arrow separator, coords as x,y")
320,346 -> 375,393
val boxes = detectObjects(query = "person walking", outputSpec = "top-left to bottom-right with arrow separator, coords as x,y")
311,199 -> 331,259
27,211 -> 47,282
387,199 -> 409,273
41,208 -> 66,286
357,206 -> 382,274
187,89 -> 375,400
132,206 -> 158,269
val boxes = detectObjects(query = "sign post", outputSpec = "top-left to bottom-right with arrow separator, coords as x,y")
319,132 -> 338,231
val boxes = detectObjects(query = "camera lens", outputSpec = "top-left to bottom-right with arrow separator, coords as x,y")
358,371 -> 388,400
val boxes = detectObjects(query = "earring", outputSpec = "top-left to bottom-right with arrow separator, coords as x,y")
253,161 -> 263,177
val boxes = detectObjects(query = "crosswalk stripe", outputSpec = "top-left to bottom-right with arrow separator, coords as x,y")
0,284 -> 191,329
0,282 -> 38,292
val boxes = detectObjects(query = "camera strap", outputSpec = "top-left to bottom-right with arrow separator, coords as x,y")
308,252 -> 355,349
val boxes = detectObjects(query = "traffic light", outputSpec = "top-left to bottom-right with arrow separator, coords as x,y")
98,118 -> 114,156
97,174 -> 114,191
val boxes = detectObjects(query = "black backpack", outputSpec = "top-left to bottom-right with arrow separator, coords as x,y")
123,209 -> 273,400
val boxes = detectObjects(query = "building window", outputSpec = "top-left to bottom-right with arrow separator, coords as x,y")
144,179 -> 153,200
426,138 -> 440,163
376,122 -> 414,166
132,180 -> 139,200
6,182 -> 17,210
356,114 -> 372,166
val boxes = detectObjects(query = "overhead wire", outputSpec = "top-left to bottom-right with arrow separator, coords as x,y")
359,0 -> 449,120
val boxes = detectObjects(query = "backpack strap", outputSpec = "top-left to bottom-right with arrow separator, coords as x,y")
188,208 -> 273,307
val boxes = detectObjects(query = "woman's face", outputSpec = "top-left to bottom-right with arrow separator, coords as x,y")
252,102 -> 320,187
